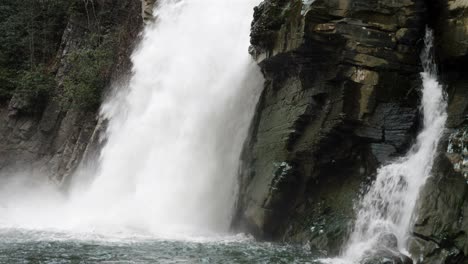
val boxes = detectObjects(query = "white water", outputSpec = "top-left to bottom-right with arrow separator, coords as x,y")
325,29 -> 447,263
0,0 -> 263,239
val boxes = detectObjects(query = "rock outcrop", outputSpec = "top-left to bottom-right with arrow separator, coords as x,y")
0,0 -> 142,184
0,0 -> 466,263
234,0 -> 468,262
409,155 -> 468,263
142,0 -> 157,23
408,1 -> 468,263
234,0 -> 426,254
361,233 -> 413,264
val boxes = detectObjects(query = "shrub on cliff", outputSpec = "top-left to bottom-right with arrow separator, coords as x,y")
61,34 -> 116,111
8,65 -> 56,115
0,0 -> 68,101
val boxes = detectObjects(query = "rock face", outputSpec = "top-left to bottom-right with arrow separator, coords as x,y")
0,0 -> 466,263
408,1 -> 468,263
142,0 -> 157,23
409,155 -> 468,264
234,0 -> 426,254
0,0 -> 142,183
234,0 -> 468,262
435,0 -> 468,60
361,233 -> 413,264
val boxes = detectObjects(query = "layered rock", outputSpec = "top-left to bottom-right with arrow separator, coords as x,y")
234,0 -> 468,262
408,1 -> 468,263
234,0 -> 427,255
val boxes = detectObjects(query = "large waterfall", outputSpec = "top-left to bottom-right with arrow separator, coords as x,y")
0,1 -> 452,262
0,0 -> 263,238
327,29 -> 448,263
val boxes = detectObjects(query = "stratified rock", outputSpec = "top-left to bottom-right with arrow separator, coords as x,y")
233,0 -> 426,255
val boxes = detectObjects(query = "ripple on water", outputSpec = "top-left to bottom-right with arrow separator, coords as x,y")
0,229 -> 322,264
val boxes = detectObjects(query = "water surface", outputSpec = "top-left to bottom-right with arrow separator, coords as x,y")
0,229 -> 319,264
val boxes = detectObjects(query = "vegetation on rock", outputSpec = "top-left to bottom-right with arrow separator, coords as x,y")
0,0 -> 69,103
0,0 -> 123,112
61,33 -> 116,110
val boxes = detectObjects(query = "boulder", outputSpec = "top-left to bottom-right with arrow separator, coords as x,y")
360,233 -> 413,264
361,249 -> 413,264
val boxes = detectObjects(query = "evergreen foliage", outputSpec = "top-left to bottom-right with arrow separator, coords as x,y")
61,33 -> 116,110
0,0 -> 69,101
0,0 -> 121,111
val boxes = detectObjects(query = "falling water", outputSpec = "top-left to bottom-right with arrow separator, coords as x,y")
326,29 -> 447,263
70,0 -> 264,237
0,0 -> 263,239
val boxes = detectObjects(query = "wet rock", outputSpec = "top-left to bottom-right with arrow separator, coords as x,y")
447,123 -> 468,177
409,236 -> 466,264
361,249 -> 413,264
371,144 -> 397,164
142,0 -> 156,23
436,0 -> 468,60
410,154 -> 468,263
409,2 -> 468,262
234,0 -> 426,253
377,233 -> 399,250
361,233 -> 413,264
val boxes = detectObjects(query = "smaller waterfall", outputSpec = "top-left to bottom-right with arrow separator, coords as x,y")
327,29 -> 447,263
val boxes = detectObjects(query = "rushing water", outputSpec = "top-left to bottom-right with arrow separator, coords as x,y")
73,0 -> 265,237
0,0 -> 284,263
325,29 -> 447,263
0,0 -> 263,237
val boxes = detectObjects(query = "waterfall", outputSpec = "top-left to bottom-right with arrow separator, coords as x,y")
326,29 -> 448,263
0,0 -> 263,238
71,0 -> 263,237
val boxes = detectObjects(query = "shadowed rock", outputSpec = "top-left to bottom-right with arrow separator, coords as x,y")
361,233 -> 413,264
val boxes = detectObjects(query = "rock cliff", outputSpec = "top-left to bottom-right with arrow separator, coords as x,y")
0,0 -> 142,184
233,0 -> 468,262
0,0 -> 466,263
410,1 -> 468,263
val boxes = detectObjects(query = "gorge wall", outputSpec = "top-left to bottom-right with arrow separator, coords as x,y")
0,0 -> 467,263
232,0 -> 468,263
0,0 -> 141,184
